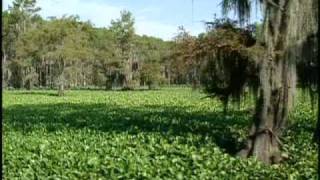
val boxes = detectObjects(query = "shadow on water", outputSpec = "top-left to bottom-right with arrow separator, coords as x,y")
4,103 -> 250,155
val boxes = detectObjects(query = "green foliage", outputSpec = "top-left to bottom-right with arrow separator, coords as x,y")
110,10 -> 136,89
110,10 -> 135,54
3,4 -> 175,90
170,27 -> 199,85
196,18 -> 260,109
2,0 -> 42,88
140,62 -> 163,89
3,88 -> 317,179
2,0 -> 208,91
135,35 -> 169,88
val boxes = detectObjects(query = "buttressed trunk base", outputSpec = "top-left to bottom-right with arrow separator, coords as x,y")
238,0 -> 317,164
238,56 -> 295,164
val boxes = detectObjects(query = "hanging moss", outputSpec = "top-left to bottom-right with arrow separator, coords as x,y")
199,21 -> 261,112
285,0 -> 318,109
214,0 -> 318,164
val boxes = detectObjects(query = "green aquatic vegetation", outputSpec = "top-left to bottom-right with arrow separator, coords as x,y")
3,88 -> 318,179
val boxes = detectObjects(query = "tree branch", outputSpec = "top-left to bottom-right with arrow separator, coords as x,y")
266,0 -> 284,11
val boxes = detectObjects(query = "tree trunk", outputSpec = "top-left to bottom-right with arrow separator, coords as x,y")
315,101 -> 320,142
58,83 -> 64,96
48,61 -> 53,89
315,62 -> 320,175
167,65 -> 171,86
317,42 -> 320,176
314,80 -> 320,143
123,56 -> 133,90
105,79 -> 112,90
75,72 -> 78,87
2,50 -> 6,88
45,60 -> 48,87
314,30 -> 320,143
58,72 -> 65,96
238,56 -> 294,164
58,59 -> 65,96
222,96 -> 229,115
21,68 -> 25,89
238,0 -> 318,164
238,0 -> 296,164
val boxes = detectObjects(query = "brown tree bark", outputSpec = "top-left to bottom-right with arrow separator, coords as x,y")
57,59 -> 65,96
238,56 -> 294,164
2,50 -> 6,88
237,0 -> 317,164
316,90 -> 320,176
58,83 -> 64,96
123,56 -> 133,90
166,65 -> 171,86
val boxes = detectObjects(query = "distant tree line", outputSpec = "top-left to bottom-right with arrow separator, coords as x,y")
2,0 -> 211,94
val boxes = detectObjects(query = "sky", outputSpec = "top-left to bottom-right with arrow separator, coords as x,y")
3,0 -> 262,40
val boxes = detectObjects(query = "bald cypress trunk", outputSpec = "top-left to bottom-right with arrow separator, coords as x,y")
314,65 -> 320,142
2,50 -> 6,88
315,85 -> 320,142
314,64 -> 320,146
58,58 -> 65,96
123,56 -> 133,90
238,57 -> 295,163
238,0 -> 318,164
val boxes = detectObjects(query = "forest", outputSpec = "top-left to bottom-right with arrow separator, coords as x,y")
2,0 -> 264,92
2,0 -> 319,179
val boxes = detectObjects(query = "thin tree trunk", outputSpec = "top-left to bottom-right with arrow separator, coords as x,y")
166,65 -> 171,86
75,72 -> 78,87
123,56 -> 133,89
83,72 -> 86,87
222,96 -> 229,115
42,57 -> 46,87
315,58 -> 320,175
314,31 -> 320,143
58,82 -> 64,96
315,81 -> 320,174
38,64 -> 41,87
49,61 -> 52,89
58,59 -> 65,96
2,50 -> 6,88
315,103 -> 320,142
314,80 -> 320,143
21,67 -> 25,89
